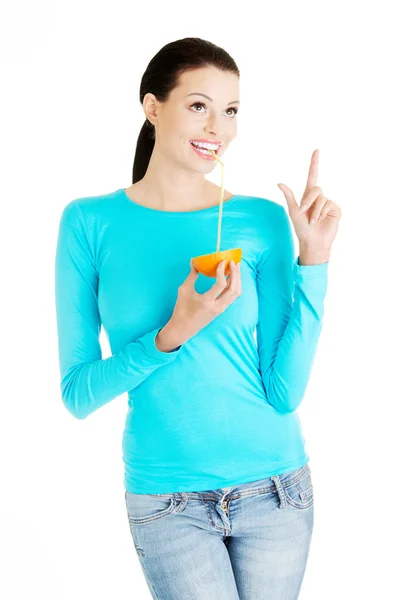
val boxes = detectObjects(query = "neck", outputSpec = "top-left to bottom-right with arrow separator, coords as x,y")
139,145 -> 213,210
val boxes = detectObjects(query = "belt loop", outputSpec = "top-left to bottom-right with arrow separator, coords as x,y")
271,475 -> 287,509
174,492 -> 188,513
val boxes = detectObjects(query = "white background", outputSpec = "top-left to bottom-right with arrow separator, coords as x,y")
1,1 -> 399,598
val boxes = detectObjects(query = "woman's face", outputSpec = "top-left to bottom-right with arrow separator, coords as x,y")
143,66 -> 240,173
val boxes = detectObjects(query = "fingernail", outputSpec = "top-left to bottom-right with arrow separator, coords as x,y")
310,217 -> 315,226
301,204 -> 308,212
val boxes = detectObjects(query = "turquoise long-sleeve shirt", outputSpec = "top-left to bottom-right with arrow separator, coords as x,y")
54,188 -> 329,494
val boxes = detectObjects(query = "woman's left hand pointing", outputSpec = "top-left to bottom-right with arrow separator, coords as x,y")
277,149 -> 342,250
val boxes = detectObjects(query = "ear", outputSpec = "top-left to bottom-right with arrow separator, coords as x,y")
143,92 -> 161,127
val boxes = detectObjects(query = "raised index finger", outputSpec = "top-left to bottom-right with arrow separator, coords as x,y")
304,149 -> 319,197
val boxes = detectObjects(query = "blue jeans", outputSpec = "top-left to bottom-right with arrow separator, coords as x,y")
124,463 -> 314,599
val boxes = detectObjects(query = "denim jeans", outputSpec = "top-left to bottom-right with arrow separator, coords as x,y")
124,463 -> 314,599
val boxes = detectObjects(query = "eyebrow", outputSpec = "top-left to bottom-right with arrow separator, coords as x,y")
185,93 -> 240,105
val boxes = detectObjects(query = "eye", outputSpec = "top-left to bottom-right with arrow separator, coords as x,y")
190,102 -> 238,118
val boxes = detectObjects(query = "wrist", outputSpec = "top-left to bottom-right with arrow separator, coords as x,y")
299,243 -> 331,266
155,321 -> 185,353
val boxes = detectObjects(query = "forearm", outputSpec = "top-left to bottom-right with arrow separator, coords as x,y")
257,254 -> 329,414
265,292 -> 325,413
60,327 -> 182,419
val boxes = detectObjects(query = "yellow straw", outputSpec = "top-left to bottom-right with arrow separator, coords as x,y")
208,149 -> 224,253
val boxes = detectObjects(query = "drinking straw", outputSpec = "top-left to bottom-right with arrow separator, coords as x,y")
208,149 -> 225,254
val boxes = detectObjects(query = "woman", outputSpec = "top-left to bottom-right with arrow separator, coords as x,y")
55,37 -> 341,599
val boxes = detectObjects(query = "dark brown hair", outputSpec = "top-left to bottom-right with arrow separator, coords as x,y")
131,37 -> 240,184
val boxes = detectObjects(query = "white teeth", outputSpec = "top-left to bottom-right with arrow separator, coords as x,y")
192,145 -> 214,156
191,141 -> 220,150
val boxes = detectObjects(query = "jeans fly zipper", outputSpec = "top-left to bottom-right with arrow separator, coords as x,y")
221,499 -> 230,515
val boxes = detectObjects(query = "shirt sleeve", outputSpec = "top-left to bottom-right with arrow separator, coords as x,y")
255,204 -> 329,414
54,200 -> 182,420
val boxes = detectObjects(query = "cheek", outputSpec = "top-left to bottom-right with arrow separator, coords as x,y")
229,122 -> 238,136
181,108 -> 197,127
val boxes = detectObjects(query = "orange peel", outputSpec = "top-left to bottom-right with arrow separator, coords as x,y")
191,247 -> 242,278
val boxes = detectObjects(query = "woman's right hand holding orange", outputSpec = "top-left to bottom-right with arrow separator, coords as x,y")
156,259 -> 242,352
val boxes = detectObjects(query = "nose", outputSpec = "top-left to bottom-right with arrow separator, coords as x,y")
204,119 -> 226,138
204,128 -> 226,142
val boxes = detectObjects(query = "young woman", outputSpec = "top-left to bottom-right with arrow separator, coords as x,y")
55,37 -> 341,600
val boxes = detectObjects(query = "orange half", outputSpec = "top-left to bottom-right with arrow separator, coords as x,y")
191,248 -> 242,278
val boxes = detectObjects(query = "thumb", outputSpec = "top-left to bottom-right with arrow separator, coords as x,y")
185,259 -> 198,284
277,183 -> 297,212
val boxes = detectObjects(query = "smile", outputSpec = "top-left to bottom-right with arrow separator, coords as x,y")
189,140 -> 222,160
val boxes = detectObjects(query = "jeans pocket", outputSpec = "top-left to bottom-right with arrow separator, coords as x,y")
283,465 -> 314,509
125,491 -> 177,525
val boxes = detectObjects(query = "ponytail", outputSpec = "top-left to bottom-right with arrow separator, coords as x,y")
132,119 -> 155,184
